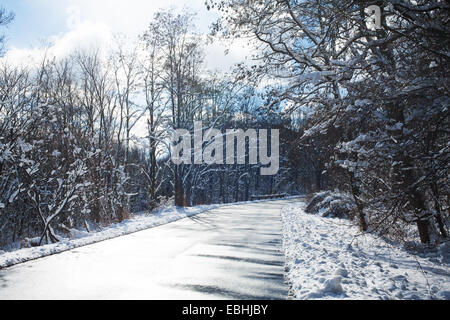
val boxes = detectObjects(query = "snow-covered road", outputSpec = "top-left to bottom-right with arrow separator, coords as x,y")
0,200 -> 295,300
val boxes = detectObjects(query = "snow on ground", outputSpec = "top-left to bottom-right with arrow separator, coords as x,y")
281,202 -> 450,300
0,196 -> 300,269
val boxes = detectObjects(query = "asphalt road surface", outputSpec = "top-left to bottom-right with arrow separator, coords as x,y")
0,199 -> 296,300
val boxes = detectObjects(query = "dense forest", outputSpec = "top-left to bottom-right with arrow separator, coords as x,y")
0,0 -> 448,249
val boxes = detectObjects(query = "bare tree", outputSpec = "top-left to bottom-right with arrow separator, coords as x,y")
143,10 -> 205,206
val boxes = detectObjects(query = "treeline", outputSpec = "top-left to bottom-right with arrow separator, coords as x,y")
0,9 -> 300,247
210,0 -> 449,245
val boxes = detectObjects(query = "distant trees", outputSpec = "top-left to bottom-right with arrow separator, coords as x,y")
209,0 -> 449,244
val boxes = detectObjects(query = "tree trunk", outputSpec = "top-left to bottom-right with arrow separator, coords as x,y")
350,173 -> 368,232
416,219 -> 431,244
174,166 -> 184,207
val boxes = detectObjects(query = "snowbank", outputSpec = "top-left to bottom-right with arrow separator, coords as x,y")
0,196 -> 300,269
305,191 -> 356,219
282,201 -> 450,300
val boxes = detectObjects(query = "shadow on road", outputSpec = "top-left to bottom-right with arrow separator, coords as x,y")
0,271 -> 8,289
173,283 -> 286,300
195,254 -> 284,267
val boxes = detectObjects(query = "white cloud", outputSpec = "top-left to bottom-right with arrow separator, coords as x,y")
66,5 -> 81,30
50,20 -> 112,57
205,36 -> 257,72
2,1 -> 251,72
3,20 -> 112,67
63,0 -> 213,35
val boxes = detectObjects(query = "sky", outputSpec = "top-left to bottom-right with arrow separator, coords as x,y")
1,0 -> 251,70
